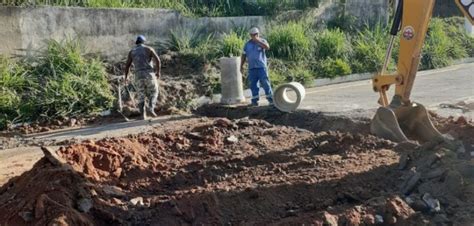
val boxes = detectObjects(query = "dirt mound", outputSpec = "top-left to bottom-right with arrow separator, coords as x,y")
0,158 -> 96,225
432,114 -> 474,152
1,116 -> 473,225
310,131 -> 394,155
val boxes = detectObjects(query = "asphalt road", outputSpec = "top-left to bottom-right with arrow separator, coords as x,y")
299,63 -> 474,119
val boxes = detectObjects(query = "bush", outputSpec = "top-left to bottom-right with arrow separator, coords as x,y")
163,27 -> 219,61
314,28 -> 350,60
266,59 -> 314,87
441,17 -> 474,57
315,58 -> 352,78
164,28 -> 198,52
267,22 -> 312,61
3,0 -> 320,17
0,56 -> 36,127
289,67 -> 314,86
32,40 -> 115,119
351,23 -> 391,73
0,40 -> 114,128
420,18 -> 467,70
221,31 -> 245,57
268,70 -> 288,88
327,13 -> 357,32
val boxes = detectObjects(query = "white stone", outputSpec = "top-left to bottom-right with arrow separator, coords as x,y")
226,135 -> 239,143
130,197 -> 144,206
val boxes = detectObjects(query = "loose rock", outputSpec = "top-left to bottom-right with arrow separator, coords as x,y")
77,198 -> 93,213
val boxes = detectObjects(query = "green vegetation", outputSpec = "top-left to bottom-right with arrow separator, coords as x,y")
315,58 -> 352,78
0,57 -> 35,127
442,17 -> 474,57
314,28 -> 350,60
0,40 -> 114,129
267,22 -> 312,61
159,16 -> 470,90
2,0 -> 319,17
420,18 -> 468,70
351,23 -> 392,73
0,5 -> 470,128
221,32 -> 246,57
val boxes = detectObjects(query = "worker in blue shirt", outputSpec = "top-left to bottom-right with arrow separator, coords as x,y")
240,27 -> 273,106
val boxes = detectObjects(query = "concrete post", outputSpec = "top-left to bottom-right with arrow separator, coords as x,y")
219,57 -> 246,105
465,17 -> 474,36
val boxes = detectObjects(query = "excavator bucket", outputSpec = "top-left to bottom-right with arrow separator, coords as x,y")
371,103 -> 444,143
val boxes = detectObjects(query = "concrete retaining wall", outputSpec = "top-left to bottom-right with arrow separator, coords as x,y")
345,0 -> 389,26
0,6 -> 264,61
0,1 -> 388,60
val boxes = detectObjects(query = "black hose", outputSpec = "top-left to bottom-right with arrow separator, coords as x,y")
390,0 -> 403,36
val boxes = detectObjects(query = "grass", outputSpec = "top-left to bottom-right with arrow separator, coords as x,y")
441,17 -> 474,57
314,58 -> 352,78
420,18 -> 468,70
350,23 -> 392,73
267,22 -> 312,61
0,56 -> 36,126
314,28 -> 350,60
179,16 -> 471,93
0,39 -> 114,129
1,0 -> 320,17
221,31 -> 246,57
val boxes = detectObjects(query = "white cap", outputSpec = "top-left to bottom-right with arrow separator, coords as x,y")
249,27 -> 260,35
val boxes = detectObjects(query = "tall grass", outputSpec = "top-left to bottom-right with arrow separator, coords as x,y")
162,26 -> 218,61
1,0 -> 320,17
221,31 -> 245,57
441,17 -> 474,57
350,23 -> 391,73
267,22 -> 311,61
420,18 -> 468,70
0,40 -> 114,128
0,56 -> 36,126
314,58 -> 352,78
32,40 -> 114,119
314,28 -> 350,60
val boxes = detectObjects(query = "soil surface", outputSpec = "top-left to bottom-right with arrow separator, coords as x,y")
1,115 -> 473,225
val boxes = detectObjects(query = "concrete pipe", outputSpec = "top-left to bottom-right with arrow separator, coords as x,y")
219,57 -> 246,105
273,82 -> 306,112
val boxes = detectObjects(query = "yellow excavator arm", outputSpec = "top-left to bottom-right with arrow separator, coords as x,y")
370,0 -> 474,142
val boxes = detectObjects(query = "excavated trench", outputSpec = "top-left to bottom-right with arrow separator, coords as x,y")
0,107 -> 473,225
195,104 -> 372,135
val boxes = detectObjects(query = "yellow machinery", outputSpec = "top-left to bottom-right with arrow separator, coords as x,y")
371,0 -> 474,142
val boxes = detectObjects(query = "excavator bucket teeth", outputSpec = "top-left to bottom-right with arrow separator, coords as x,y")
371,107 -> 409,142
371,104 -> 444,143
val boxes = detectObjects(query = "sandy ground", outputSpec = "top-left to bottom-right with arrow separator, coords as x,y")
0,147 -> 44,186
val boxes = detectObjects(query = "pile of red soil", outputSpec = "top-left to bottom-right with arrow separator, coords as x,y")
0,117 -> 473,225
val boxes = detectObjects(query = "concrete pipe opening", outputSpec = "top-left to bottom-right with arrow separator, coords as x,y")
273,82 -> 306,112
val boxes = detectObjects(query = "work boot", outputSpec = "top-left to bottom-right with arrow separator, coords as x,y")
267,97 -> 274,106
148,109 -> 158,118
141,112 -> 148,120
248,102 -> 258,107
138,102 -> 147,120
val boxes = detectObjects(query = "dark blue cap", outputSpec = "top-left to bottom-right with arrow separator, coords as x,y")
136,35 -> 146,43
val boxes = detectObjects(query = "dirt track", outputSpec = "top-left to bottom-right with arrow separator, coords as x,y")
1,112 -> 473,225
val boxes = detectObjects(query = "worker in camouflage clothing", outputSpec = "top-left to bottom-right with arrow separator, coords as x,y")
124,35 -> 161,120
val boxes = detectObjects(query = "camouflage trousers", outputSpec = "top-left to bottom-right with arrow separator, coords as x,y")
134,70 -> 159,112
